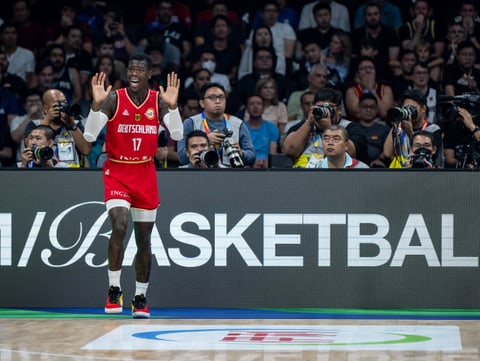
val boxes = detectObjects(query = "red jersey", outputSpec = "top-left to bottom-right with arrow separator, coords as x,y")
106,88 -> 161,163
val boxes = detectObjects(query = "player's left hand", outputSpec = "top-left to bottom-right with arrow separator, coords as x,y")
160,72 -> 180,109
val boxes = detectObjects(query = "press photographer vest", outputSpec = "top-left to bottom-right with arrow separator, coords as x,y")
190,113 -> 243,167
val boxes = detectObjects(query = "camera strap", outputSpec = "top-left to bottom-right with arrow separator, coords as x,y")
201,112 -> 230,134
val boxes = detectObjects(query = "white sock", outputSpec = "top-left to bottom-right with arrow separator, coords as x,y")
135,281 -> 149,297
108,270 -> 122,290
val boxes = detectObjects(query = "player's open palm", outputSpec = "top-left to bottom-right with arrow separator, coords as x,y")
91,72 -> 112,104
160,72 -> 180,108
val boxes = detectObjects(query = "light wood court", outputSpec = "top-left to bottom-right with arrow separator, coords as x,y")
1,309 -> 480,360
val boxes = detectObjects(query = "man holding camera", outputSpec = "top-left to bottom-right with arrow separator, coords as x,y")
384,89 -> 444,168
180,130 -> 221,168
442,99 -> 480,168
283,87 -> 368,168
23,89 -> 91,167
177,83 -> 256,168
404,130 -> 437,168
19,125 -> 57,168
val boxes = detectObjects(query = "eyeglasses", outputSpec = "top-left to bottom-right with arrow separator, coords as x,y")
204,94 -> 226,102
412,142 -> 433,149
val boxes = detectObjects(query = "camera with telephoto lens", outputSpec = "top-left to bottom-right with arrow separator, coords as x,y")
31,145 -> 54,161
312,103 -> 336,120
58,102 -> 81,117
436,93 -> 480,123
223,139 -> 244,168
411,147 -> 432,168
198,149 -> 219,167
387,105 -> 418,123
455,141 -> 480,168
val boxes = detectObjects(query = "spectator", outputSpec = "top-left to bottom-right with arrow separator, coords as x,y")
188,49 -> 231,94
0,49 -> 27,103
413,38 -> 443,84
410,61 -> 438,125
45,1 -> 93,54
344,56 -> 395,122
388,49 -> 417,103
399,0 -> 446,59
183,68 -> 212,101
244,95 -> 279,168
92,35 -> 128,86
444,22 -> 469,66
144,43 -> 168,90
238,25 -> 281,81
194,14 -> 242,83
298,0 -> 350,33
43,44 -> 82,104
353,0 -> 403,34
194,0 -> 242,48
144,0 -> 192,70
296,2 -> 340,51
288,63 -> 329,121
322,31 -> 352,88
291,41 -> 325,92
258,1 -> 297,76
0,22 -> 35,89
251,0 -> 299,31
32,61 -> 54,96
452,0 -> 480,50
443,40 -> 480,95
10,0 -> 45,56
63,24 -> 94,88
228,47 -> 290,115
357,93 -> 390,167
351,1 -> 401,75
243,77 -> 288,134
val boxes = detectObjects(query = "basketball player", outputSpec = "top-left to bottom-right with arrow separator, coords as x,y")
83,53 -> 183,318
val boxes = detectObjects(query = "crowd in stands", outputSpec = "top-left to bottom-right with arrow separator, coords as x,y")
1,0 -> 480,169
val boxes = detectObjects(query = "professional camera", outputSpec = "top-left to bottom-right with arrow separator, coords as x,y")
198,149 -> 219,167
31,145 -> 54,161
58,102 -> 81,117
312,103 -> 336,120
222,128 -> 234,137
411,147 -> 432,168
455,141 -> 480,168
437,93 -> 480,123
387,105 -> 418,123
223,139 -> 244,168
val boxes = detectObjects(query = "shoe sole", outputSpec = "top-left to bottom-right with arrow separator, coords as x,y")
105,307 -> 123,314
132,311 -> 150,318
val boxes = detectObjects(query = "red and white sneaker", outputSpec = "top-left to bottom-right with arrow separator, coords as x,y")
131,294 -> 150,318
104,286 -> 123,313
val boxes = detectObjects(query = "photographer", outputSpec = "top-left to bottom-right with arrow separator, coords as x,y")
20,125 -> 57,168
442,98 -> 480,168
23,89 -> 91,167
177,83 -> 256,168
180,130 -> 221,168
384,89 -> 444,168
404,131 -> 437,168
283,87 -> 368,168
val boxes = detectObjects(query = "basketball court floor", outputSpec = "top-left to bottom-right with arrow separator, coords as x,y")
1,308 -> 480,360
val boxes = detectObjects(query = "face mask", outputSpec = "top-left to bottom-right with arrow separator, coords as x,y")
202,60 -> 216,73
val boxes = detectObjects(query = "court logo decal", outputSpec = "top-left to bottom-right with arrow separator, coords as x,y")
82,325 -> 461,351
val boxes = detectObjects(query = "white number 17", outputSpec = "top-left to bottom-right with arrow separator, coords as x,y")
132,138 -> 142,151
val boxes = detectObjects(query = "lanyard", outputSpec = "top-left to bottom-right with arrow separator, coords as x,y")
202,112 -> 230,134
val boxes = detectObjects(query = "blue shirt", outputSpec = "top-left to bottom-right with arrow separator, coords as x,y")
245,121 -> 279,161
